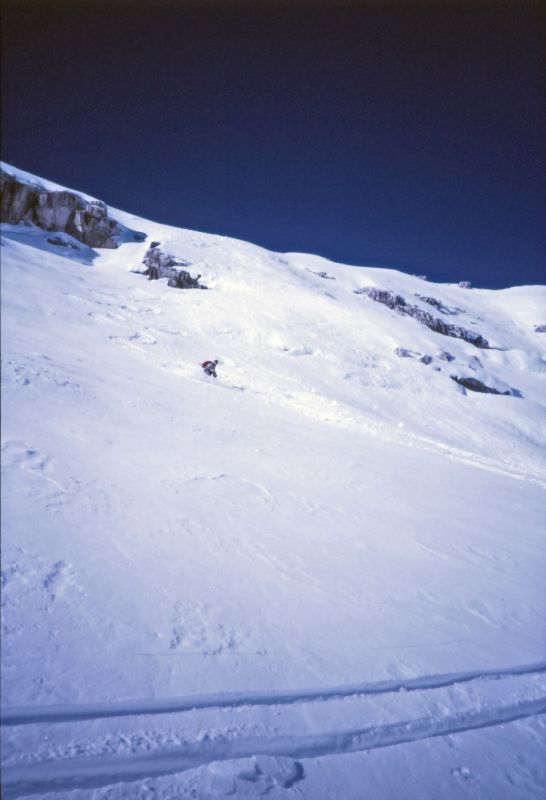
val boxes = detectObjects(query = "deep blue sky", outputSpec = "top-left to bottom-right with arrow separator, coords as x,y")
2,0 -> 544,287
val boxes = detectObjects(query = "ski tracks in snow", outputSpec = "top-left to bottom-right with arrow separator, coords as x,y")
3,660 -> 545,726
2,661 -> 545,798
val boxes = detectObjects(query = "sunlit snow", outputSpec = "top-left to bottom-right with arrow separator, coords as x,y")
1,163 -> 545,799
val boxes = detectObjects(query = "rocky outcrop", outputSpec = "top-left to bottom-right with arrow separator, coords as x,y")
394,346 -> 518,394
394,348 -> 433,365
140,242 -> 207,289
354,287 -> 401,306
535,324 -> 546,333
1,168 -> 125,248
415,295 -> 462,316
355,287 -> 489,349
395,347 -> 419,358
450,376 -> 511,395
307,269 -> 335,280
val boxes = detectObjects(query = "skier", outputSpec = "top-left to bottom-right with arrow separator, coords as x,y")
201,359 -> 219,378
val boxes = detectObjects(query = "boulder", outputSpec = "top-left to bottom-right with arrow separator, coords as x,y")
395,347 -> 418,358
394,348 -> 433,364
167,270 -> 204,289
141,243 -> 206,289
450,376 -> 511,395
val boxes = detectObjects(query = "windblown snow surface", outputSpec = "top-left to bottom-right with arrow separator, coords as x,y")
1,163 -> 545,799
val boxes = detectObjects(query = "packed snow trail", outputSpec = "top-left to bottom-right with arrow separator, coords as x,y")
3,700 -> 545,798
2,669 -> 545,798
3,660 -> 545,726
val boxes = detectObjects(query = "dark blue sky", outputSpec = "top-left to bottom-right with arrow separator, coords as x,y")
2,0 -> 544,287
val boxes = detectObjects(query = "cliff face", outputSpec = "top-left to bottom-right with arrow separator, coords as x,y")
0,168 -> 122,248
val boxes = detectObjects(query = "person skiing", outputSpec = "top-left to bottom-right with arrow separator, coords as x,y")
201,359 -> 219,378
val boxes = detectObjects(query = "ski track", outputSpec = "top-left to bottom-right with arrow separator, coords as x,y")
2,697 -> 545,798
2,660 -> 545,727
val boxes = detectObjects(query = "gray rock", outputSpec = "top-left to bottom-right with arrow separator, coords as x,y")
420,355 -> 433,365
439,351 -> 455,362
355,287 -> 489,349
415,295 -> 463,316
395,347 -> 419,358
534,324 -> 546,333
307,269 -> 335,280
355,287 -> 407,308
142,243 -> 206,289
1,168 -> 123,248
450,376 -> 511,395
167,270 -> 205,289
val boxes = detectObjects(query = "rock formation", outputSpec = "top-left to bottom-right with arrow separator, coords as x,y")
140,242 -> 207,289
394,348 -> 433,365
355,287 -> 489,349
394,347 -> 419,358
415,295 -> 463,316
307,269 -> 335,280
1,168 -> 127,248
450,376 -> 512,395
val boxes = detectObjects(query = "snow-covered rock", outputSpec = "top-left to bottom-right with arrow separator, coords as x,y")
0,166 -> 141,248
139,241 -> 205,288
355,286 -> 490,348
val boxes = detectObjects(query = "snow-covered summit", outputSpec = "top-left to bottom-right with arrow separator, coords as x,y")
1,166 -> 545,799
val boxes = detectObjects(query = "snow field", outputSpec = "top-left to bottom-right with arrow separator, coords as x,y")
1,165 -> 546,798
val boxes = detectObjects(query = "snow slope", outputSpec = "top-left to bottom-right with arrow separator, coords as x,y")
1,164 -> 545,799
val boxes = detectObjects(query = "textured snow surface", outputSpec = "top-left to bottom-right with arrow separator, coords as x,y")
1,164 -> 545,798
